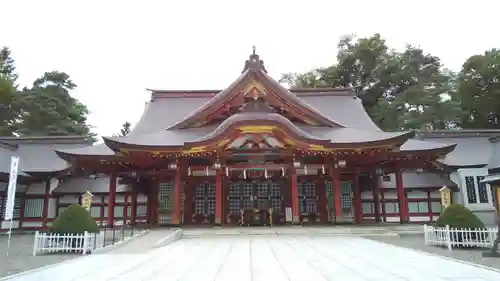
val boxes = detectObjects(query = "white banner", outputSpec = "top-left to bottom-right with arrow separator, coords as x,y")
4,156 -> 19,221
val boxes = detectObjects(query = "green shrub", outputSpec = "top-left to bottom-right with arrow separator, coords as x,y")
50,204 -> 100,234
435,204 -> 485,229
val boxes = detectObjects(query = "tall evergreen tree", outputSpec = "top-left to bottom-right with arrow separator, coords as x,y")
17,71 -> 96,141
0,47 -> 19,136
453,49 -> 500,129
280,34 -> 461,131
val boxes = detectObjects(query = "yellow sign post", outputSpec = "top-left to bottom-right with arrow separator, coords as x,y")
81,190 -> 93,212
439,186 -> 452,210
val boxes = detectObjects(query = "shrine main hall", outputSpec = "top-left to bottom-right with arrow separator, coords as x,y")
4,48 -> 498,230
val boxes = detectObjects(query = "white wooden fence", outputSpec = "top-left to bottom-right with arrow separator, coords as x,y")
32,231 -> 104,256
424,224 -> 498,250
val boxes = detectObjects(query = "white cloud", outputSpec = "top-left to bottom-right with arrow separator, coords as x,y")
2,0 -> 499,137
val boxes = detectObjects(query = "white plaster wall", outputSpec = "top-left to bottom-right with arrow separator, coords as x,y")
0,182 -> 28,193
382,190 -> 398,199
26,182 -> 46,194
1,220 -> 19,229
56,176 -> 130,193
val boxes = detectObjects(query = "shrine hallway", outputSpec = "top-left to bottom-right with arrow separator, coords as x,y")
8,236 -> 500,281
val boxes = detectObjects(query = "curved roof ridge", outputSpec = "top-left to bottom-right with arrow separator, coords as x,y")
193,113 -> 325,143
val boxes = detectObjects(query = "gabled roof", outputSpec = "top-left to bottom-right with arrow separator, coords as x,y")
167,50 -> 344,130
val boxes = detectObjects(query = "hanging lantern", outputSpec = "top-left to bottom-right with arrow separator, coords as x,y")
188,166 -> 192,176
304,165 -> 308,175
264,168 -> 268,179
225,167 -> 229,177
281,165 -> 285,177
243,169 -> 247,179
205,166 -> 209,176
321,165 -> 325,175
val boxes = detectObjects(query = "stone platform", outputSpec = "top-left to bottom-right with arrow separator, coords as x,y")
181,225 -> 424,238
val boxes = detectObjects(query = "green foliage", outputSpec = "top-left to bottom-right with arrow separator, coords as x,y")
113,121 -> 131,137
435,204 -> 486,229
0,47 -> 20,136
281,34 -> 463,131
453,49 -> 500,129
50,204 -> 100,234
16,71 -> 97,142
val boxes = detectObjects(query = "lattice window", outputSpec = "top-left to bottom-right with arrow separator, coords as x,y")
195,186 -> 205,197
158,182 -> 173,211
476,176 -> 489,203
229,199 -> 240,213
229,183 -> 241,196
243,199 -> 253,209
271,198 -> 281,212
465,176 -> 477,204
299,181 -> 315,196
243,183 -> 253,197
207,185 -> 216,198
325,180 -> 334,209
255,182 -> 268,196
195,201 -> 205,214
24,198 -> 44,218
207,199 -> 215,214
340,181 -> 353,209
270,183 -> 280,197
228,182 -> 242,213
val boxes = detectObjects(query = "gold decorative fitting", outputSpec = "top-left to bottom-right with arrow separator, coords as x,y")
239,125 -> 275,134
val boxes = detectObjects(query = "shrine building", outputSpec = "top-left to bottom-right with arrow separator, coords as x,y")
1,49 -> 499,230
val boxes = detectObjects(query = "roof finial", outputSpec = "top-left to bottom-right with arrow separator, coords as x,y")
242,45 -> 267,73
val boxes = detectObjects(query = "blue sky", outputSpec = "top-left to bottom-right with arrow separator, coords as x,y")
2,0 -> 499,137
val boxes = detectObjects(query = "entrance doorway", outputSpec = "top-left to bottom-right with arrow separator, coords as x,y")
227,180 -> 284,225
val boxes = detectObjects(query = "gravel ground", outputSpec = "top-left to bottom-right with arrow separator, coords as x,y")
0,234 -> 77,278
368,234 -> 500,270
0,226 -> 148,278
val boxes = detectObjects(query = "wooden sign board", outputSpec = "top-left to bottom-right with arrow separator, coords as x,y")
81,190 -> 93,212
439,186 -> 451,210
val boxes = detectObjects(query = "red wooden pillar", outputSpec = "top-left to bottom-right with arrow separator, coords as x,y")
372,172 -> 381,222
215,170 -> 223,225
107,173 -> 117,227
149,178 -> 159,225
42,178 -> 50,228
331,166 -> 342,222
290,168 -> 300,224
173,167 -> 181,225
353,173 -> 362,224
395,169 -> 408,223
315,176 -> 328,223
130,184 -> 137,225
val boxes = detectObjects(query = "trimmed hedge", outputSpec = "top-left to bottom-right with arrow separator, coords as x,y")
50,204 -> 100,234
435,204 -> 485,229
